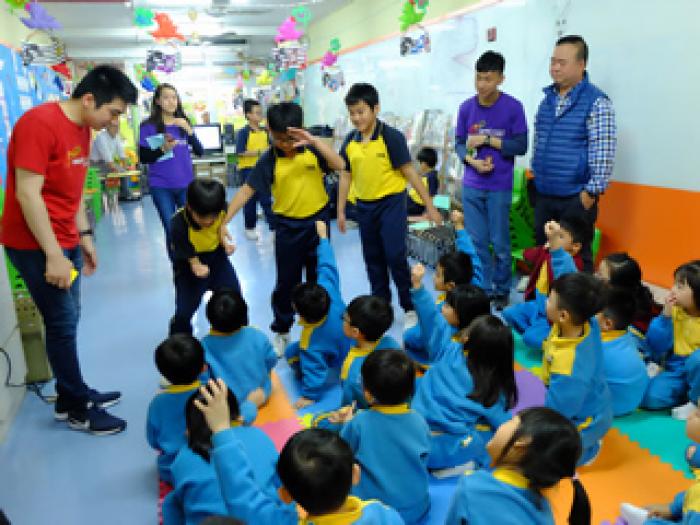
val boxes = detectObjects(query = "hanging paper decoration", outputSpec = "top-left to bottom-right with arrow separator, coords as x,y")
21,2 -> 61,30
235,76 -> 244,90
134,64 -> 158,92
150,12 -> 185,41
187,8 -> 197,22
291,6 -> 312,28
398,0 -> 427,32
320,50 -> 337,68
329,38 -> 341,54
51,61 -> 71,79
399,31 -> 431,56
398,0 -> 430,57
21,32 -> 65,65
242,69 -> 251,81
275,16 -> 303,43
133,7 -> 154,27
146,46 -> 182,74
4,0 -> 28,11
256,69 -> 273,86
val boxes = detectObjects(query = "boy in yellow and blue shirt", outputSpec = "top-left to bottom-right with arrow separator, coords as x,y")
337,83 -> 442,325
407,146 -> 439,217
222,102 -> 345,354
236,99 -> 274,240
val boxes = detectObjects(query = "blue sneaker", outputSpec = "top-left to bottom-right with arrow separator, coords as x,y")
55,389 -> 122,420
66,403 -> 126,436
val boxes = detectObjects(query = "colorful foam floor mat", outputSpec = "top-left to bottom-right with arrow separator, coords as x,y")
239,338 -> 694,524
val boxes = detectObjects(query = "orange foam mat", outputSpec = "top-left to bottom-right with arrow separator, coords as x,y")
253,372 -> 298,426
547,428 -> 692,524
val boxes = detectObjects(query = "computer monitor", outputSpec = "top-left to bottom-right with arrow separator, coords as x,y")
192,124 -> 223,155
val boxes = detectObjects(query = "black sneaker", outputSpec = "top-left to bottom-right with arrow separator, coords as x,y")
55,389 -> 122,421
66,403 -> 127,436
492,295 -> 510,311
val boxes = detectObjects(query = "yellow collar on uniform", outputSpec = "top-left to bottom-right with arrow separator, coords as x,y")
165,380 -> 201,394
299,316 -> 327,350
301,496 -> 369,525
371,404 -> 410,415
601,329 -> 627,343
209,329 -> 238,336
436,292 -> 446,304
340,341 -> 380,380
541,323 -> 591,384
492,468 -> 529,489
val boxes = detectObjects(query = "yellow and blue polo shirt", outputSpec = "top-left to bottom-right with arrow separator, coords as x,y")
235,124 -> 270,169
247,145 -> 330,219
339,120 -> 412,201
170,207 -> 226,263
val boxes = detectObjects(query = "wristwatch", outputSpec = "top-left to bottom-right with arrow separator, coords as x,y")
79,229 -> 94,237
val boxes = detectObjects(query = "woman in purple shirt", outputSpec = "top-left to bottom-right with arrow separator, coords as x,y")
139,83 -> 203,256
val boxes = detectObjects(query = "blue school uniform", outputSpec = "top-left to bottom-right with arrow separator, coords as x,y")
163,425 -> 280,525
445,469 -> 554,525
404,228 -> 485,365
410,285 -> 460,368
541,318 -> 613,465
411,286 -> 512,469
285,238 -> 353,400
340,404 -> 430,524
210,428 -> 404,525
641,306 -> 700,410
502,248 -> 580,351
146,381 -> 201,483
601,330 -> 649,416
643,480 -> 700,525
340,335 -> 401,409
202,326 -> 277,403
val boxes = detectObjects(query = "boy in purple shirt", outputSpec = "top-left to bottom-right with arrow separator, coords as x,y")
455,51 -> 528,310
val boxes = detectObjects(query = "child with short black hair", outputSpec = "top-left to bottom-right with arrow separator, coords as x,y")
170,178 -> 238,335
407,146 -> 439,217
332,349 -> 431,524
404,210 -> 485,366
236,98 -> 274,240
339,295 -> 399,408
196,379 -> 404,524
641,260 -> 700,419
543,272 -> 612,465
221,102 -> 345,355
503,218 -> 585,350
597,287 -> 649,416
201,289 -> 277,414
163,388 -> 279,525
338,82 -> 442,328
147,334 -> 206,484
446,407 -> 590,525
286,221 -> 352,409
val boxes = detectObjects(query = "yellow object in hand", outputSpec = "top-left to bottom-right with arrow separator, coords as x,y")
70,269 -> 79,284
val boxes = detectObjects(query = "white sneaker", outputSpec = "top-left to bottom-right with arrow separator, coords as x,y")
620,503 -> 649,525
404,310 -> 418,330
672,401 -> 697,420
646,361 -> 662,378
244,229 -> 259,241
431,461 -> 476,479
273,333 -> 290,358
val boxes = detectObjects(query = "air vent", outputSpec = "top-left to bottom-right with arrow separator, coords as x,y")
202,35 -> 248,46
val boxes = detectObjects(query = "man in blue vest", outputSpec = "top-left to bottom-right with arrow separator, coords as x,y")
532,35 -> 616,271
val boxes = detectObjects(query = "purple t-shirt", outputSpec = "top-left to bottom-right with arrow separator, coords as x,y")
455,92 -> 527,191
139,122 -> 195,189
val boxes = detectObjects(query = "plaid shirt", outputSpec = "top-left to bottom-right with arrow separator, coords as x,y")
555,94 -> 617,194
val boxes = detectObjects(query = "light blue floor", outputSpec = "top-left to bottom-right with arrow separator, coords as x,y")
0,192 -> 427,524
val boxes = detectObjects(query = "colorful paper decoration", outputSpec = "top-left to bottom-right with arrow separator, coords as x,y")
321,50 -> 337,68
150,12 -> 185,41
134,64 -> 158,92
329,38 -> 341,53
4,0 -> 27,11
21,1 -> 61,30
51,62 -> 71,79
242,69 -> 251,81
21,32 -> 65,65
322,67 -> 344,92
398,0 -> 427,32
133,7 -> 154,27
187,8 -> 197,22
291,6 -> 312,27
275,16 -> 303,43
256,69 -> 273,86
146,48 -> 181,73
400,30 -> 431,56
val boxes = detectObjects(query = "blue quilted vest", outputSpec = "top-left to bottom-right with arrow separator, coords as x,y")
532,73 -> 608,196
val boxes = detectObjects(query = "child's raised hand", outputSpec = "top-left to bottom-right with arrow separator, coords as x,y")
194,379 -> 231,434
450,210 -> 464,230
315,220 -> 328,239
411,263 -> 426,288
287,127 -> 315,148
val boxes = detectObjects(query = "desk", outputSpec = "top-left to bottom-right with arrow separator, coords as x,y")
193,156 -> 227,185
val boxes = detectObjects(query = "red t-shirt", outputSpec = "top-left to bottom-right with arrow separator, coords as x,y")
0,102 -> 91,249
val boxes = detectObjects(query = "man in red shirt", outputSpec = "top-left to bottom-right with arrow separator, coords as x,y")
0,65 -> 137,435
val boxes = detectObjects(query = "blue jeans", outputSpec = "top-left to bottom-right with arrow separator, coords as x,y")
150,186 -> 187,255
5,246 -> 90,410
461,186 -> 512,297
240,168 -> 275,230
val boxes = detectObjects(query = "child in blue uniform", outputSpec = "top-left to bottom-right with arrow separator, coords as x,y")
502,217 -> 587,351
445,407 -> 590,525
411,265 -> 517,471
621,406 -> 700,525
542,271 -> 612,465
170,179 -> 239,335
641,260 -> 700,420
597,287 -> 649,416
337,83 -> 442,327
403,210 -> 484,366
338,295 -> 399,408
333,349 -> 430,524
196,379 -> 404,524
406,147 -> 440,217
286,221 -> 353,409
163,389 -> 279,525
202,289 -> 277,410
146,334 -> 205,484
221,102 -> 345,355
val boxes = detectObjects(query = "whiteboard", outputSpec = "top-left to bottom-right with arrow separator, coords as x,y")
303,0 -> 700,192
